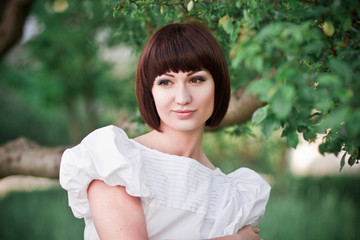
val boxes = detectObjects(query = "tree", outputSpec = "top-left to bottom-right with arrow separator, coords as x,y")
0,0 -> 35,58
1,0 -> 359,179
110,0 -> 359,169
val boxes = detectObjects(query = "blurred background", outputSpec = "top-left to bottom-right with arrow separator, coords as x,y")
0,0 -> 359,239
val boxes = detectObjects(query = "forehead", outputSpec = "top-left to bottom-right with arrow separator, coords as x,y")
156,70 -> 211,78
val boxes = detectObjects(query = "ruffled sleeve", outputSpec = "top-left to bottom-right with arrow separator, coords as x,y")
209,168 -> 270,237
59,125 -> 150,219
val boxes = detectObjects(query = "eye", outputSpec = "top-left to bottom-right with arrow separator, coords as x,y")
157,80 -> 172,86
190,77 -> 205,84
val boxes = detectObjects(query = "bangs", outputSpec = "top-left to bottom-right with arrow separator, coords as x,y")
144,24 -> 219,81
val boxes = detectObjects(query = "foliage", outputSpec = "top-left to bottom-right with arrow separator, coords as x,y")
0,0 -> 139,144
203,127 -> 287,174
110,0 -> 360,169
0,61 -> 70,145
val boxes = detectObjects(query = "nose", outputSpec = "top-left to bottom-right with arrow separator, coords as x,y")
175,85 -> 191,105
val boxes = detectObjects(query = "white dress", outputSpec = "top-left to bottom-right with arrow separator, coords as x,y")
59,125 -> 270,240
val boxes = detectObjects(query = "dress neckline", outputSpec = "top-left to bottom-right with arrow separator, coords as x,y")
129,138 -> 221,175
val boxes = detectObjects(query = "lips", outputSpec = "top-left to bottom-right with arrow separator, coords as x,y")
172,109 -> 196,119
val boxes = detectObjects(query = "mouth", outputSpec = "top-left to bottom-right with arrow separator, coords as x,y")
172,109 -> 196,119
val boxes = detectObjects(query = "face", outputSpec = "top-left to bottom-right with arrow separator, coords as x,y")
152,70 -> 215,133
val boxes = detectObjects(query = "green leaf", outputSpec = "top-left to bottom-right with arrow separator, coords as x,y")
317,74 -> 342,88
230,21 -> 241,42
219,16 -> 234,35
246,78 -> 274,95
303,128 -> 316,141
343,16 -> 352,31
339,152 -> 346,171
287,130 -> 299,148
348,156 -> 356,166
289,0 -> 297,9
319,143 -> 326,155
329,59 -> 352,82
261,115 -> 280,138
323,21 -> 335,37
252,105 -> 269,125
304,40 -> 324,57
275,66 -> 297,82
272,84 -> 295,119
319,107 -> 350,131
314,89 -> 332,110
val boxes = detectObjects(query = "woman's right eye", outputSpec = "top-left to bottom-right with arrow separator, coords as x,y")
158,80 -> 172,86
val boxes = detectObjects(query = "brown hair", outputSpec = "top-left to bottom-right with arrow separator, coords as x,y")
136,22 -> 230,131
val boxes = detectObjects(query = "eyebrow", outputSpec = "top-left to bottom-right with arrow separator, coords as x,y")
159,70 -> 204,78
163,73 -> 175,77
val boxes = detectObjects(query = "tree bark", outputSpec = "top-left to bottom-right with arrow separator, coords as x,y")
207,82 -> 266,131
0,0 -> 35,58
0,137 -> 66,179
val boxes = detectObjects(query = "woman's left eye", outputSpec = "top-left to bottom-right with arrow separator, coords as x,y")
190,77 -> 205,83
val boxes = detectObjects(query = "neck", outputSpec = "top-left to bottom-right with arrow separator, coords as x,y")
134,126 -> 215,169
153,127 -> 204,159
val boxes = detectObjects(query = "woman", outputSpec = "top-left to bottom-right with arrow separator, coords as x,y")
60,22 -> 270,240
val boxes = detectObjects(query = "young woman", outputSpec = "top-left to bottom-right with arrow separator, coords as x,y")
60,22 -> 270,240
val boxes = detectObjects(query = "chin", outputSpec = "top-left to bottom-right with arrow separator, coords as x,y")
160,121 -> 206,132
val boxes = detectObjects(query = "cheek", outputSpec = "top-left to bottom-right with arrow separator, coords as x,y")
152,89 -> 169,111
200,86 -> 215,109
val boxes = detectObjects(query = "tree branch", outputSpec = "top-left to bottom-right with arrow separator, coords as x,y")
207,81 -> 266,131
0,138 -> 66,179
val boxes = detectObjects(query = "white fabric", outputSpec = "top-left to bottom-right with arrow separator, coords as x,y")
59,125 -> 270,240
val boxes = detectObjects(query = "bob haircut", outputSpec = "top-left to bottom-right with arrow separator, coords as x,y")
136,22 -> 230,131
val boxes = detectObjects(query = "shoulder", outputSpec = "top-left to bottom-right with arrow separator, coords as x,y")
227,167 -> 271,196
62,125 -> 135,161
59,125 -> 150,218
210,168 -> 271,235
80,125 -> 130,147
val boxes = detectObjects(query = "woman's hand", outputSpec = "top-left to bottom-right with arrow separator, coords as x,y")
235,225 -> 262,240
209,225 -> 262,240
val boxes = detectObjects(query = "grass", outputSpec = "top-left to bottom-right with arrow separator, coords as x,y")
259,176 -> 360,240
0,176 -> 359,240
0,187 -> 84,240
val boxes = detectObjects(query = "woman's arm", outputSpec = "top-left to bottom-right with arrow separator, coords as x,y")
87,180 -> 149,240
88,180 -> 260,240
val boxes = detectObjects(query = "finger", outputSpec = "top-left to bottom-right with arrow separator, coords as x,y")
252,226 -> 260,234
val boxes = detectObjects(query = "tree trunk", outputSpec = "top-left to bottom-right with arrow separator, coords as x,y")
0,0 -> 35,58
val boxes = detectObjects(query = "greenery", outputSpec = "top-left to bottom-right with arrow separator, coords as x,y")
1,0 -> 359,168
109,0 -> 360,169
1,175 -> 359,240
0,0 -> 138,145
259,176 -> 360,240
1,1 -> 359,238
0,188 -> 84,239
